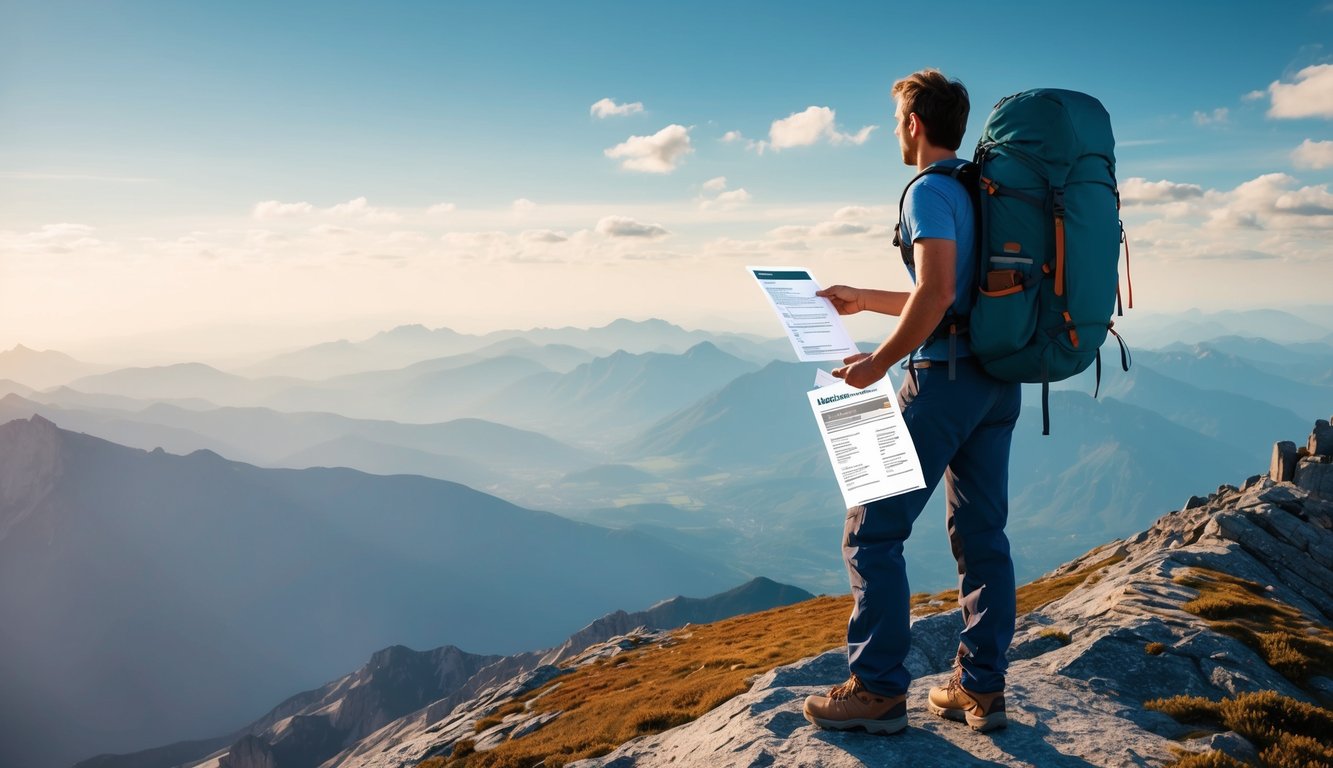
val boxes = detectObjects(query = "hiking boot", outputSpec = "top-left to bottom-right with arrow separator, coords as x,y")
927,668 -> 1007,732
802,675 -> 907,735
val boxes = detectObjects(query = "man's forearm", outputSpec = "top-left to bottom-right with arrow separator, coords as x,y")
869,289 -> 951,369
860,289 -> 910,316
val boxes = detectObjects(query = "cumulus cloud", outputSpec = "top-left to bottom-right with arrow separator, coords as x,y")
1266,63 -> 1333,119
720,130 -> 745,143
833,205 -> 873,220
1120,178 -> 1206,205
590,98 -> 644,118
604,124 -> 694,173
762,106 -> 876,152
702,176 -> 729,194
596,216 -> 670,238
1206,173 -> 1333,229
811,221 -> 871,237
520,229 -> 569,243
1292,139 -> 1333,169
512,198 -> 537,216
254,200 -> 315,219
426,202 -> 457,216
327,197 -> 400,221
1193,107 -> 1229,125
698,176 -> 751,210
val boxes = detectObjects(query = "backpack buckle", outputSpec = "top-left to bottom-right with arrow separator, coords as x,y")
1052,188 -> 1066,216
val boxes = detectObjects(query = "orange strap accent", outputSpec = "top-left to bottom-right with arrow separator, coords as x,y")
980,177 -> 998,195
1063,310 -> 1080,348
1054,215 -> 1066,297
1123,228 -> 1134,309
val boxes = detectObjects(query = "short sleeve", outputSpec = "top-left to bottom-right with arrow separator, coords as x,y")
902,180 -> 959,245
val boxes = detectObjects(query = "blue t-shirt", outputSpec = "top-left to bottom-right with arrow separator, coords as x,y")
900,159 -> 976,361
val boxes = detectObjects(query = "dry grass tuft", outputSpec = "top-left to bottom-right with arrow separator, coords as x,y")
1039,628 -> 1071,645
1145,642 -> 1167,656
1172,569 -> 1333,686
1146,690 -> 1333,768
1014,553 -> 1126,615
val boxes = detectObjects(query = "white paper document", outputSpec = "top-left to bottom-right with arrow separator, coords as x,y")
807,376 -> 926,508
749,266 -> 859,362
813,368 -> 840,389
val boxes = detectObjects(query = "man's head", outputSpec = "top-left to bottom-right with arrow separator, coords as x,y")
891,69 -> 969,165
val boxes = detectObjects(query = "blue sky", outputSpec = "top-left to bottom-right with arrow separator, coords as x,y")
2,1 -> 1331,360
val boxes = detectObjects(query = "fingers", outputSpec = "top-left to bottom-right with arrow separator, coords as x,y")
842,352 -> 871,365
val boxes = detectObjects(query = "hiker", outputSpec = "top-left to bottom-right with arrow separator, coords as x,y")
802,69 -> 1019,735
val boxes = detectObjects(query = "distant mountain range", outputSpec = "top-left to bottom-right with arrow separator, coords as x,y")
0,417 -> 744,768
78,578 -> 812,768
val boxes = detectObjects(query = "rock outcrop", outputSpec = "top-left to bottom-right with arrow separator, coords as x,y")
568,421 -> 1333,767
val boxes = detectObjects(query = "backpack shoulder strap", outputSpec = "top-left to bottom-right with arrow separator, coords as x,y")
893,162 -> 979,269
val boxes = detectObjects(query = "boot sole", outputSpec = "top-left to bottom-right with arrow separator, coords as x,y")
926,701 -> 1007,733
803,712 -> 908,735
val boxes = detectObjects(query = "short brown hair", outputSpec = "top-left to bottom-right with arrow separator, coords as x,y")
891,69 -> 970,151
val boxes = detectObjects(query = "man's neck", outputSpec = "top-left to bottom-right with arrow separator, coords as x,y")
915,147 -> 958,172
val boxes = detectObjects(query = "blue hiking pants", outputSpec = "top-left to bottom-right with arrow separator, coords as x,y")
843,356 -> 1021,696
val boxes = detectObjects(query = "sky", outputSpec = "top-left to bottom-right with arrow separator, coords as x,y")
2,0 -> 1332,363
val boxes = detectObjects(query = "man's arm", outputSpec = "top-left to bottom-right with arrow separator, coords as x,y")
816,285 -> 910,317
833,237 -> 956,389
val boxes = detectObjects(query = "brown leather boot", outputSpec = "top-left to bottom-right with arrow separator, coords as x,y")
926,668 -> 1007,732
802,675 -> 908,735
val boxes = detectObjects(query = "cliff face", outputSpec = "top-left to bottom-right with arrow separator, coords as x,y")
568,422 -> 1333,767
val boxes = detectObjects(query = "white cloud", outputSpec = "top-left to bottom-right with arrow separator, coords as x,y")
762,106 -> 876,152
327,197 -> 401,222
702,176 -> 729,194
1292,139 -> 1333,169
770,225 -> 810,240
1205,173 -> 1333,230
520,229 -> 569,243
833,205 -> 873,220
1242,89 -> 1266,102
426,202 -> 457,216
604,124 -> 694,173
253,200 -> 315,219
512,198 -> 537,216
1193,107 -> 1229,126
1267,63 -> 1333,119
811,221 -> 870,237
697,176 -> 751,210
596,216 -> 670,238
720,130 -> 745,143
590,98 -> 644,118
1120,178 -> 1205,205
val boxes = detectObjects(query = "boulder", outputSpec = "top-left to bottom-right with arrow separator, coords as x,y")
1295,458 -> 1333,500
1309,419 -> 1333,457
1270,441 -> 1299,483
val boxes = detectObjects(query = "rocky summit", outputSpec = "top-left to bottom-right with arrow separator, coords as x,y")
568,421 -> 1333,768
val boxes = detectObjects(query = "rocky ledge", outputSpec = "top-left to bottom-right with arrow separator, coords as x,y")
569,421 -> 1333,768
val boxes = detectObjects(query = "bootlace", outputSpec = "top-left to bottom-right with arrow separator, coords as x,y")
944,657 -> 966,696
828,675 -> 865,701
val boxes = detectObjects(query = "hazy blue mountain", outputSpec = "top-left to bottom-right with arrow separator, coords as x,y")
1094,360 -> 1308,461
243,319 -> 785,380
0,417 -> 743,768
276,434 -> 504,490
1006,391 -> 1256,566
1133,346 -> 1333,420
35,385 -> 218,412
67,362 -> 305,406
259,354 -> 552,421
465,337 -> 598,372
0,344 -> 108,389
0,378 -> 34,397
561,463 -> 659,486
1128,307 -> 1333,347
626,359 -> 827,468
1157,335 -> 1333,383
472,342 -> 761,443
0,393 -> 247,459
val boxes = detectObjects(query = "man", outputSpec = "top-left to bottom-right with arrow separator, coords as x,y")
801,69 -> 1020,735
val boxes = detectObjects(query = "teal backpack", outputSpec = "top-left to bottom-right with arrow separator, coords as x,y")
897,89 -> 1133,434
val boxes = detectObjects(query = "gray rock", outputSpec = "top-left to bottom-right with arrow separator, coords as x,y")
1310,419 -> 1333,457
1183,731 -> 1258,764
1184,494 -> 1209,510
1271,440 -> 1299,483
1296,457 -> 1333,500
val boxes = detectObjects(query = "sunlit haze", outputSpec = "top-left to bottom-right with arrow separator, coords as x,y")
3,1 -> 1332,364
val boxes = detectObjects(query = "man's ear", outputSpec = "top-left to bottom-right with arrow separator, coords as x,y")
907,112 -> 923,137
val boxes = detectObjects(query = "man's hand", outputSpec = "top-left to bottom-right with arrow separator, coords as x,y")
816,285 -> 866,316
832,351 -> 887,389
